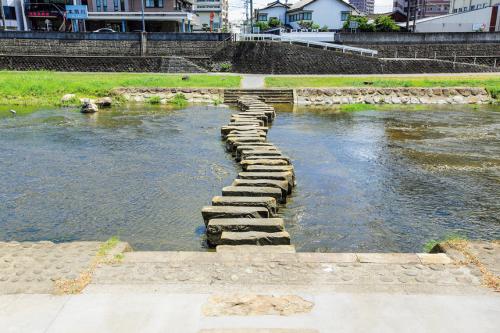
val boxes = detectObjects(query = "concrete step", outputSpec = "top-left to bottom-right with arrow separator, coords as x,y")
219,231 -> 291,245
243,155 -> 291,163
240,159 -> 290,171
224,89 -> 294,104
238,171 -> 295,188
211,196 -> 278,215
246,164 -> 295,175
216,244 -> 296,254
232,178 -> 291,196
207,218 -> 285,245
201,205 -> 270,226
221,125 -> 268,137
222,186 -> 284,204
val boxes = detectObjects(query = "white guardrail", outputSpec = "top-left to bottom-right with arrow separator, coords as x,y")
238,33 -> 378,57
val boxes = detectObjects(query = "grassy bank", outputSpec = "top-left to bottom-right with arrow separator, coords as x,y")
265,75 -> 500,100
0,71 -> 241,106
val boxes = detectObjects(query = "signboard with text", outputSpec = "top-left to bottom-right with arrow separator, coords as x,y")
66,5 -> 88,20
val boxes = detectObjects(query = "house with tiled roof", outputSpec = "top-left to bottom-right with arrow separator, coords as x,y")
256,0 -> 358,30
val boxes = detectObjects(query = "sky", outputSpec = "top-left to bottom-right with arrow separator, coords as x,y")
228,0 -> 394,23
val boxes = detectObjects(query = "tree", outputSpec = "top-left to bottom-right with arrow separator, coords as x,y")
342,15 -> 375,32
268,17 -> 282,28
255,21 -> 269,31
374,16 -> 400,32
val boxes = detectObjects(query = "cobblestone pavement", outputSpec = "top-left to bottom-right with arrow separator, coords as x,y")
0,241 -> 102,294
90,250 -> 489,295
1,241 -> 498,295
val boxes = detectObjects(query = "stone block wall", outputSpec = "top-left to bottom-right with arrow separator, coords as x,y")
0,55 -> 206,73
296,88 -> 492,105
0,36 -> 227,58
212,42 -> 497,74
349,43 -> 500,58
113,88 -> 224,104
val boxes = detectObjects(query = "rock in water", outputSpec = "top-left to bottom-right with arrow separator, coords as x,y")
96,97 -> 112,108
80,101 -> 99,113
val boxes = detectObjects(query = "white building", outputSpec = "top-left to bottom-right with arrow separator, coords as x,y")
193,0 -> 228,31
449,0 -> 498,13
256,0 -> 358,30
0,0 -> 26,30
399,4 -> 500,31
256,1 -> 290,24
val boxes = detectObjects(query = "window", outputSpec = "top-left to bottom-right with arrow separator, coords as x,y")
2,6 -> 16,20
258,14 -> 268,21
341,11 -> 350,21
120,0 -> 125,11
146,0 -> 164,8
114,0 -> 119,11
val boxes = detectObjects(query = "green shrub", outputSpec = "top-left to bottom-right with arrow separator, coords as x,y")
169,93 -> 188,107
219,62 -> 232,72
147,96 -> 161,104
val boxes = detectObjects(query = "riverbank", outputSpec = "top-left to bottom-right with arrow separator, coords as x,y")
265,75 -> 500,101
1,71 -> 500,106
0,71 -> 241,106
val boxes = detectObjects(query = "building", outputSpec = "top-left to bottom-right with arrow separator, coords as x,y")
399,3 -> 499,31
1,0 -> 26,30
24,0 -> 72,31
256,0 -> 358,30
22,0 -> 197,32
256,0 -> 290,24
393,0 -> 450,21
193,0 -> 228,31
86,0 -> 197,32
349,0 -> 374,14
449,0 -> 497,13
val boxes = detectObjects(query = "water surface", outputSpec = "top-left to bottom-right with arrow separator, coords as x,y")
0,104 -> 499,252
270,105 -> 500,252
0,104 -> 235,250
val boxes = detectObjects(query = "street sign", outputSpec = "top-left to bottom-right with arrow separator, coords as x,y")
66,5 -> 88,20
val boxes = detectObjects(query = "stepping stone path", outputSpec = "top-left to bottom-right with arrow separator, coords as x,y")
202,96 -> 296,248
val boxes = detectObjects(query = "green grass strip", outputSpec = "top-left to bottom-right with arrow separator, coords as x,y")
0,71 -> 241,106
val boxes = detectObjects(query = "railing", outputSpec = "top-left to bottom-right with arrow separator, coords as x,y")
238,33 -> 378,57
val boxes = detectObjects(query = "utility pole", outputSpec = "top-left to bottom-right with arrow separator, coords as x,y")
249,0 -> 253,33
0,0 -> 6,31
405,0 -> 411,31
141,0 -> 145,32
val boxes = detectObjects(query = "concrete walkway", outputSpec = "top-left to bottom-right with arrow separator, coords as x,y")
241,75 -> 266,89
1,292 -> 499,333
1,241 -> 499,332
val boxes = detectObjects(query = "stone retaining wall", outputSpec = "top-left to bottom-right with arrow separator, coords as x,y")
295,87 -> 492,105
0,38 -> 226,58
212,42 -> 497,74
0,55 -> 206,73
113,88 -> 224,104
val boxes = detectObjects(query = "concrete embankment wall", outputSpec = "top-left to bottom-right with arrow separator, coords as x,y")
334,32 -> 500,44
295,87 -> 492,105
0,55 -> 207,73
212,42 -> 497,74
0,31 -> 229,58
111,87 -> 493,105
334,32 -> 500,66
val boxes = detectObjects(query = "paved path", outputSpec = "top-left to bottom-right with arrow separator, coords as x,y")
241,75 -> 266,89
0,241 -> 499,332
